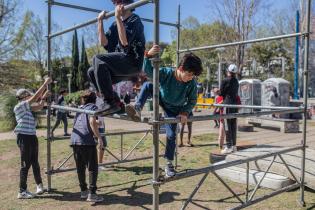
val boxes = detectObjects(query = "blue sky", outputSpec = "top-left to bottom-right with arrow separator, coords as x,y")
21,0 -> 214,43
20,0 -> 312,46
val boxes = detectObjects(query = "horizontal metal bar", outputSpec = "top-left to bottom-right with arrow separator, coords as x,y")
49,0 -> 151,38
178,32 -> 307,53
140,17 -> 179,27
51,1 -> 102,13
51,1 -> 178,28
231,183 -> 300,210
157,108 -> 304,124
105,129 -> 151,136
106,114 -> 151,123
197,103 -> 304,110
162,145 -> 303,183
49,154 -> 164,174
51,105 -> 96,115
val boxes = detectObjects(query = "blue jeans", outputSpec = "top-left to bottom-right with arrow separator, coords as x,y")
135,82 -> 177,161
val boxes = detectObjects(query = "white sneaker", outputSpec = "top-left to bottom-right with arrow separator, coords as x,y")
233,146 -> 238,152
87,193 -> 104,202
36,183 -> 45,195
164,162 -> 176,178
98,166 -> 107,172
221,146 -> 233,154
80,190 -> 89,199
17,190 -> 35,199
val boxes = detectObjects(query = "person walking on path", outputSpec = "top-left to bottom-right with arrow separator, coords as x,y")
51,88 -> 70,137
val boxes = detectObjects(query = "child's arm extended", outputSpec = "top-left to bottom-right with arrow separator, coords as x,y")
27,77 -> 52,104
143,45 -> 160,78
180,82 -> 197,115
30,90 -> 51,112
89,116 -> 103,150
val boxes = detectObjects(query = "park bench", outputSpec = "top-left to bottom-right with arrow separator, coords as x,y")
245,117 -> 299,133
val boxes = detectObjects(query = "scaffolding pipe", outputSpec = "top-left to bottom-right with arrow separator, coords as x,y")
51,104 -> 97,115
178,32 -> 307,53
50,0 -> 102,13
300,0 -> 311,205
50,1 -> 178,28
152,0 -> 160,209
50,154 -> 164,174
158,108 -> 304,124
46,0 -> 52,192
176,4 -> 181,67
162,146 -> 303,183
49,0 -> 151,38
197,103 -> 304,110
232,183 -> 300,210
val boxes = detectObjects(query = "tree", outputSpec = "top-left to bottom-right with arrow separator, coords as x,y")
71,30 -> 79,92
249,41 -> 294,81
0,0 -> 22,63
82,25 -> 104,60
17,11 -> 46,78
51,58 -> 69,93
77,37 -> 90,90
161,41 -> 176,66
175,18 -> 237,80
210,0 -> 264,78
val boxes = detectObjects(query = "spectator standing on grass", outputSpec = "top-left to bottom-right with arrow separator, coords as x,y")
14,77 -> 52,199
70,90 -> 104,202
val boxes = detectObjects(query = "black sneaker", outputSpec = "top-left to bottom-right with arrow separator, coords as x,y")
95,100 -> 121,116
63,133 -> 71,137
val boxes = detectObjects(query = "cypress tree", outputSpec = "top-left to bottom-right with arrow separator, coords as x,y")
71,30 -> 79,92
77,37 -> 90,90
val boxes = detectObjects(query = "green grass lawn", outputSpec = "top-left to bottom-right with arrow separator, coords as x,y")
0,133 -> 314,210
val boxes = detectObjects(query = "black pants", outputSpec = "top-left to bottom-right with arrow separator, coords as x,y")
87,53 -> 141,102
17,134 -> 42,192
52,112 -> 68,134
225,108 -> 238,147
72,145 -> 98,194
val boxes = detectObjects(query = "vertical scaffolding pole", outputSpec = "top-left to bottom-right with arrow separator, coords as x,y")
300,0 -> 311,206
46,0 -> 52,192
152,0 -> 160,209
174,4 -> 181,170
176,4 -> 181,68
294,10 -> 300,100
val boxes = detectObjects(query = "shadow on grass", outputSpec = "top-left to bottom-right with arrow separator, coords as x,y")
189,143 -> 218,147
42,181 -> 180,209
94,181 -> 180,209
110,165 -> 153,175
307,204 -> 315,210
98,177 -> 152,189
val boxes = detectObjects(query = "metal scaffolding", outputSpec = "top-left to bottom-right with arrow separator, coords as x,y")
46,0 -> 311,209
